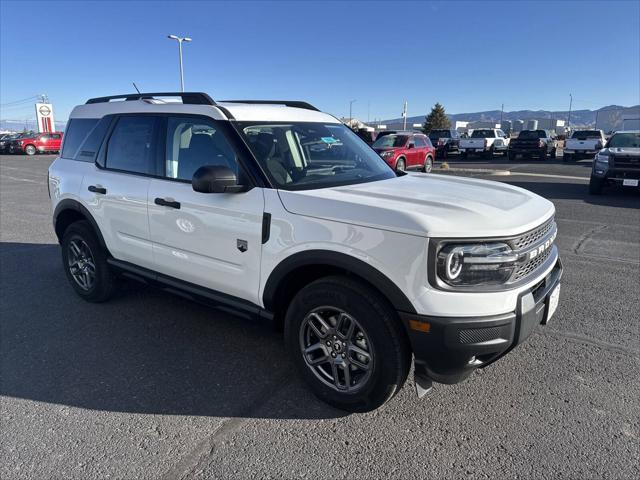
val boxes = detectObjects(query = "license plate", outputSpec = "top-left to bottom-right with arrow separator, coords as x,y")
623,179 -> 639,187
545,285 -> 560,324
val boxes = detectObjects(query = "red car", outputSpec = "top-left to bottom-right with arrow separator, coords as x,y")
372,131 -> 436,172
9,131 -> 63,156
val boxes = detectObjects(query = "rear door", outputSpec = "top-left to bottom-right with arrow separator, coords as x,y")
147,115 -> 265,304
80,115 -> 161,270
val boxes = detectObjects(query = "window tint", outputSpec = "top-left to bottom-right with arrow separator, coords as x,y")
74,116 -> 112,163
165,117 -> 237,181
414,136 -> 427,147
51,134 -> 62,140
61,119 -> 98,158
106,116 -> 159,175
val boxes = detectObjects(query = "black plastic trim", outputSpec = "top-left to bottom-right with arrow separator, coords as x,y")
221,100 -> 319,111
262,212 -> 271,244
53,199 -> 108,250
263,250 -> 416,314
86,92 -> 216,105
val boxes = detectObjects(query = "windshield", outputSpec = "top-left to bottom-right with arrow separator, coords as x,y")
518,130 -> 546,139
239,122 -> 396,190
372,134 -> 409,148
428,130 -> 451,139
572,130 -> 601,139
607,132 -> 640,148
471,129 -> 494,138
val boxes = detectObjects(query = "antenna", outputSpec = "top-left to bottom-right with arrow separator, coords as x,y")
132,82 -> 141,94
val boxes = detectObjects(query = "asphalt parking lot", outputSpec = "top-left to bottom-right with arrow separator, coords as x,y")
1,154 -> 639,479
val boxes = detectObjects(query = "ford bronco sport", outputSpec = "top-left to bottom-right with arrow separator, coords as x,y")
49,92 -> 562,412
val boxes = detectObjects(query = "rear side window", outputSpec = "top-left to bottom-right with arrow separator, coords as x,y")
414,136 -> 427,147
61,119 -> 98,158
74,116 -> 112,162
105,116 -> 160,175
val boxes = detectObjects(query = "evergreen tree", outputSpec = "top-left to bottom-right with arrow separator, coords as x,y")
423,103 -> 451,133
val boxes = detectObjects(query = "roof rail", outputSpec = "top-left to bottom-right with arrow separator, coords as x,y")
85,92 -> 216,105
221,100 -> 319,112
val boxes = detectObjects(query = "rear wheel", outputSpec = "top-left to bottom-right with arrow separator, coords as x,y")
563,152 -> 572,162
484,146 -> 494,159
589,175 -> 604,195
423,155 -> 433,173
539,148 -> 548,160
61,221 -> 117,302
24,144 -> 36,156
508,152 -> 516,161
395,157 -> 406,172
285,276 -> 411,412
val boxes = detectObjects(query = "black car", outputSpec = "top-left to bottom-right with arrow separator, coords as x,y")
428,129 -> 460,158
589,131 -> 640,194
508,130 -> 557,161
0,133 -> 20,153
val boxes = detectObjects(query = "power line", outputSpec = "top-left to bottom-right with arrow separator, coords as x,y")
0,95 -> 40,107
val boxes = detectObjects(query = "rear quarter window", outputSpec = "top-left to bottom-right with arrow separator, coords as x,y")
61,119 -> 99,159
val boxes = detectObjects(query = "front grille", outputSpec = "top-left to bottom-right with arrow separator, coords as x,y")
511,219 -> 554,250
459,325 -> 510,344
613,156 -> 640,170
514,246 -> 553,281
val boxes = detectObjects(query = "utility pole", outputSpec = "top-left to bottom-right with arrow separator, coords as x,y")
402,100 -> 408,130
567,93 -> 573,130
500,103 -> 504,127
167,35 -> 192,92
367,101 -> 370,124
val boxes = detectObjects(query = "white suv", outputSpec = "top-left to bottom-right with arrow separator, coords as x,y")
49,92 -> 563,412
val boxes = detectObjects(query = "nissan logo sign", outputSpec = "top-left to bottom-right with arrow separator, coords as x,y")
39,105 -> 51,116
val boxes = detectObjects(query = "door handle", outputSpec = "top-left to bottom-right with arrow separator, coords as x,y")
88,185 -> 107,194
154,197 -> 181,209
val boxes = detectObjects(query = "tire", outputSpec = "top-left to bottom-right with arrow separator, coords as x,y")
61,220 -> 117,302
563,152 -> 572,162
460,151 -> 467,160
508,152 -> 516,161
24,144 -> 37,156
441,148 -> 448,159
285,275 -> 411,412
423,155 -> 433,173
551,147 -> 557,159
589,175 -> 604,195
539,149 -> 548,161
484,146 -> 494,159
395,157 -> 406,172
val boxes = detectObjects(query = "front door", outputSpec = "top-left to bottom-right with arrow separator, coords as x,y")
147,115 -> 265,304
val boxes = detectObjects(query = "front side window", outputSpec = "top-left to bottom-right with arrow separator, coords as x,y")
607,132 -> 640,148
105,116 -> 159,175
165,117 -> 237,181
239,122 -> 395,190
372,134 -> 409,148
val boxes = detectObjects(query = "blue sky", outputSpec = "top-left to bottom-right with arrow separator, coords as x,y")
1,0 -> 639,123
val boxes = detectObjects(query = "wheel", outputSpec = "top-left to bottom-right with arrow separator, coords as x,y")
61,220 -> 117,302
285,276 -> 411,412
423,155 -> 433,173
441,148 -> 448,159
551,147 -> 557,159
563,152 -> 572,162
484,146 -> 495,159
395,157 -> 406,172
539,149 -> 548,160
588,175 -> 604,195
24,144 -> 36,156
508,152 -> 516,161
460,151 -> 467,160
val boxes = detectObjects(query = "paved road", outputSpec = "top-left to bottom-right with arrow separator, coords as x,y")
1,155 -> 639,479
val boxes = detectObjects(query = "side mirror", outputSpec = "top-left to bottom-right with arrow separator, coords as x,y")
407,143 -> 414,149
192,165 -> 246,193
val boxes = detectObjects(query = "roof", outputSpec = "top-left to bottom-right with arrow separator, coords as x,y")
70,93 -> 340,124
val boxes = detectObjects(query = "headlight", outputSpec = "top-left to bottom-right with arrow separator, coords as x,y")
595,151 -> 609,164
380,151 -> 395,158
436,242 -> 519,287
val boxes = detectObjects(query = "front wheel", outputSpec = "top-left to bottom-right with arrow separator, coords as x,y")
285,276 -> 411,412
423,155 -> 434,173
563,152 -> 572,162
395,157 -> 406,172
589,175 -> 604,195
24,144 -> 37,156
508,152 -> 516,161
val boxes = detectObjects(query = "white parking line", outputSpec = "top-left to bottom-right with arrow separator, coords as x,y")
503,172 -> 589,181
0,174 -> 45,184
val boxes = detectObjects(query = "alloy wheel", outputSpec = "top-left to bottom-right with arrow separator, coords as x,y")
67,239 -> 96,291
299,306 -> 374,392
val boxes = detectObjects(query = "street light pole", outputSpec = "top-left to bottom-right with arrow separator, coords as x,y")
167,35 -> 192,92
567,93 -> 573,130
349,99 -> 357,128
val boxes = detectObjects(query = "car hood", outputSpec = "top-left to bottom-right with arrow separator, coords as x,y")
278,174 -> 555,238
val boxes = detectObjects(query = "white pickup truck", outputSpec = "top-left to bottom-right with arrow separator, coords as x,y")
460,128 -> 510,158
563,129 -> 605,161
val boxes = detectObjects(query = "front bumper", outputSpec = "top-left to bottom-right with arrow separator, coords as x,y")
564,149 -> 597,155
399,256 -> 563,385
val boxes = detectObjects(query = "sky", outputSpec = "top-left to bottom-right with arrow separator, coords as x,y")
1,0 -> 639,124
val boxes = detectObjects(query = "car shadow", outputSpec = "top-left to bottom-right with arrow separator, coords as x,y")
505,180 -> 640,207
0,242 -> 347,420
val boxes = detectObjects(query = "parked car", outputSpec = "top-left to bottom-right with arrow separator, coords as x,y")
428,129 -> 460,158
9,131 -> 63,155
0,133 -> 19,153
371,131 -> 436,172
589,130 -> 640,194
354,128 -> 377,146
49,92 -> 562,412
563,129 -> 605,162
508,130 -> 557,161
459,128 -> 510,158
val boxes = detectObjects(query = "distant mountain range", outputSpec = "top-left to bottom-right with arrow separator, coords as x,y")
379,105 -> 640,131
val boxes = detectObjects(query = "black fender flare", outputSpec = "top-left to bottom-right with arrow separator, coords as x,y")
53,199 -> 108,250
263,250 -> 416,314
